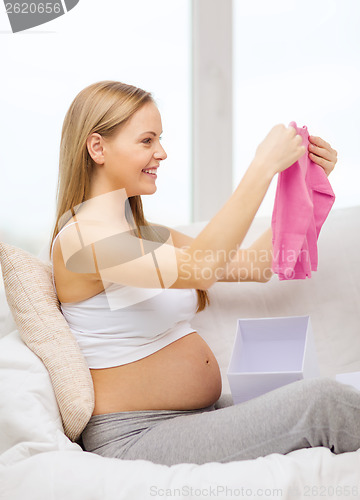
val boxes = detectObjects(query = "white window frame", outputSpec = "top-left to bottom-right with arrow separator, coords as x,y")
191,0 -> 233,222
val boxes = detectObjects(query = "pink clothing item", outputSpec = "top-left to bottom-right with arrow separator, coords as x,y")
271,121 -> 335,280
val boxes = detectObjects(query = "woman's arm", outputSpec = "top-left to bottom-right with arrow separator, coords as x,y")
216,227 -> 273,283
156,225 -> 273,283
59,125 -> 307,291
153,225 -> 272,283
160,135 -> 337,285
57,159 -> 275,291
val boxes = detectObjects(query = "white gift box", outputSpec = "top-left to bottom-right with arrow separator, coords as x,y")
227,315 -> 320,404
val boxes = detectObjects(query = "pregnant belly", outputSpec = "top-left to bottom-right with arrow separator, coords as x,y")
90,332 -> 222,416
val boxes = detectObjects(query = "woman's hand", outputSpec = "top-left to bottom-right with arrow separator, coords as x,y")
308,135 -> 338,177
253,124 -> 307,177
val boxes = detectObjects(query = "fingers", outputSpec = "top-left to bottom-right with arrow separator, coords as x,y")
309,135 -> 338,158
286,125 -> 305,150
308,143 -> 333,162
308,135 -> 338,177
309,135 -> 328,147
308,153 -> 334,176
308,143 -> 337,177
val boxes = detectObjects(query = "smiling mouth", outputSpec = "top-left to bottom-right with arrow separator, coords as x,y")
141,170 -> 157,178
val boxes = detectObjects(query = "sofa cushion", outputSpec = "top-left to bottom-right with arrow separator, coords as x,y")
0,242 -> 95,442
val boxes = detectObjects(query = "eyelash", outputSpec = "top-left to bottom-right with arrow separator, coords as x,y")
143,136 -> 163,144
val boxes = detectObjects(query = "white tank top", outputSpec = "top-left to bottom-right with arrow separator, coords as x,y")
51,221 -> 198,369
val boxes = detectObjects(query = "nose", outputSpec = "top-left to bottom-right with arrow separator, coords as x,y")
155,144 -> 167,161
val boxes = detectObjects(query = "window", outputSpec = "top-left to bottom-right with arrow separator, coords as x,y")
233,0 -> 360,216
0,0 -> 191,253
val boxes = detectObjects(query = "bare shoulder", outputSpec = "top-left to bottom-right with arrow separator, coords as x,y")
52,217 -> 104,303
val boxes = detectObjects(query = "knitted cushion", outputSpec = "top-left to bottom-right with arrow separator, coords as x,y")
0,242 -> 95,442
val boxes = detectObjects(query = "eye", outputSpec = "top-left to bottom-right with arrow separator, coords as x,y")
143,136 -> 163,144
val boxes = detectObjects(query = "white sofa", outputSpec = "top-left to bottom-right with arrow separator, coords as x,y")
1,205 -> 360,500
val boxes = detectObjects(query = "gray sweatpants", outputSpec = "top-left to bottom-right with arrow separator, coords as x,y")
81,377 -> 360,465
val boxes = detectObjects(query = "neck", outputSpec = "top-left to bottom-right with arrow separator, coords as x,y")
78,184 -> 132,227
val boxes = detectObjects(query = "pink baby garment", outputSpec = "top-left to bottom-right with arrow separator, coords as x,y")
271,121 -> 335,280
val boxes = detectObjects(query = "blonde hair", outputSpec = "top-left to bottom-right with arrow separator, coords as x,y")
50,80 -> 210,313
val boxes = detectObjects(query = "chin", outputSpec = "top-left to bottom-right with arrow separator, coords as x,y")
142,188 -> 157,196
141,184 -> 157,196
129,185 -> 157,197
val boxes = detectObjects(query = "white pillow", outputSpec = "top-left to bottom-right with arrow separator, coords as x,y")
0,330 -> 80,463
0,287 -> 12,338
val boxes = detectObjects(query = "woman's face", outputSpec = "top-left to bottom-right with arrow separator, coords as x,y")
88,101 -> 167,198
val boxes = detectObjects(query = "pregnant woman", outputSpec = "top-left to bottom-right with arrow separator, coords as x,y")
50,80 -> 360,466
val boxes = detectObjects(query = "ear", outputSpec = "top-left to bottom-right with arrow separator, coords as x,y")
86,133 -> 105,165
